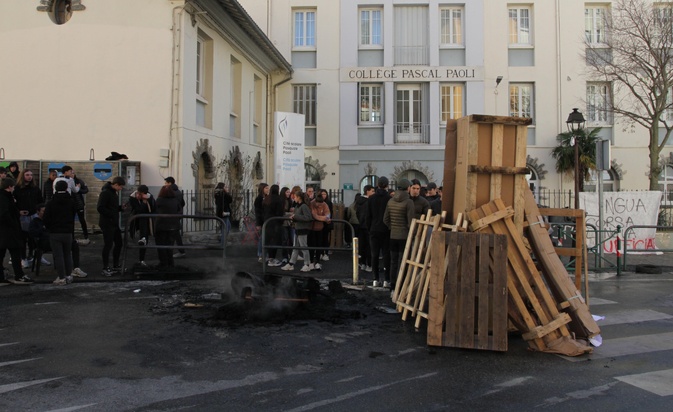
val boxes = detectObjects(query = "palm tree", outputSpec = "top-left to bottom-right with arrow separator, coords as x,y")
551,127 -> 602,193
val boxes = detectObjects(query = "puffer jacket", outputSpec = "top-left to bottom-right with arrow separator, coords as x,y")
292,202 -> 313,232
383,191 -> 415,240
97,182 -> 121,229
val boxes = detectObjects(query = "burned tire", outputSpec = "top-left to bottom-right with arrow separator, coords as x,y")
635,264 -> 662,274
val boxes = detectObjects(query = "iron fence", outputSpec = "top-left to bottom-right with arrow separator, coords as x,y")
180,188 -> 344,233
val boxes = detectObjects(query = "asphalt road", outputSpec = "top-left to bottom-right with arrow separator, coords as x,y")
2,237 -> 673,411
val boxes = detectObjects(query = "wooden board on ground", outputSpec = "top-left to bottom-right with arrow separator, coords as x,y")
523,189 -> 600,339
452,115 -> 531,229
427,231 -> 508,351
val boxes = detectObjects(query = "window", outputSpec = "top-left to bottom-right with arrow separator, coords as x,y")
509,83 -> 533,118
360,8 -> 382,47
586,169 -> 617,192
667,87 -> 673,122
440,84 -> 464,123
253,75 -> 263,145
508,7 -> 532,46
586,82 -> 611,124
196,36 -> 205,97
293,84 -> 316,126
230,56 -> 242,138
394,6 -> 429,65
440,7 -> 463,46
359,84 -> 383,124
659,165 -> 673,191
585,6 -> 608,45
294,10 -> 316,49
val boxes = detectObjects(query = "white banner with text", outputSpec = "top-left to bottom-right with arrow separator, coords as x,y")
274,112 -> 305,189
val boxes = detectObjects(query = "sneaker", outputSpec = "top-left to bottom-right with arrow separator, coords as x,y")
307,263 -> 315,271
53,278 -> 67,286
139,261 -> 148,267
13,275 -> 34,284
41,257 -> 51,265
77,238 -> 91,246
359,264 -> 366,270
321,254 -> 329,261
268,259 -> 282,267
281,263 -> 294,271
258,256 -> 263,263
383,281 -> 391,289
300,265 -> 312,272
71,267 -> 88,277
365,265 -> 372,272
65,275 -> 74,284
372,280 -> 380,287
173,252 -> 186,258
137,237 -> 147,246
297,255 -> 304,261
313,263 -> 322,271
101,267 -> 115,277
21,259 -> 33,269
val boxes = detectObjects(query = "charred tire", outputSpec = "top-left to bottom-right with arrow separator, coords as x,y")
635,264 -> 662,274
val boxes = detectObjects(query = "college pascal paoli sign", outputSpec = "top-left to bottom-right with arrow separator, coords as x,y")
340,66 -> 484,82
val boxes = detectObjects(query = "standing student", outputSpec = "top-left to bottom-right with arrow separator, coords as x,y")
214,182 -> 233,236
128,185 -> 156,267
97,176 -> 126,276
0,177 -> 33,284
281,191 -> 313,272
164,177 -> 187,258
309,191 -> 330,270
384,179 -> 415,291
254,183 -> 269,262
71,169 -> 90,244
367,177 -> 391,287
44,180 -> 76,285
155,185 -> 181,267
13,169 -> 44,268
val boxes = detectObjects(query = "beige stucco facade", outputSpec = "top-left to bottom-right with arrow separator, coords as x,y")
0,0 -> 291,193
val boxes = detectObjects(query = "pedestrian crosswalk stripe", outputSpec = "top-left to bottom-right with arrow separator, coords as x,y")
564,331 -> 673,362
0,342 -> 19,348
43,403 -> 99,412
615,368 -> 673,396
0,358 -> 40,368
0,377 -> 65,394
595,309 -> 673,326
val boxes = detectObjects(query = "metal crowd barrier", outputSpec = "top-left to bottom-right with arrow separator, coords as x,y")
621,224 -> 673,272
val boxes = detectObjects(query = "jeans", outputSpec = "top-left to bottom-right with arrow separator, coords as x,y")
101,224 -> 122,268
369,232 -> 390,282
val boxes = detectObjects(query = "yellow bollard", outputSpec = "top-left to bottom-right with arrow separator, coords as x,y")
352,237 -> 359,284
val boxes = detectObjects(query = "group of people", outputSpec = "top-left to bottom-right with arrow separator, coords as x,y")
254,184 -> 333,273
1,164 -> 90,285
0,161 -> 207,285
347,178 -> 442,289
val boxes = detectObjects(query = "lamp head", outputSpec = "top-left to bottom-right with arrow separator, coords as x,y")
495,76 -> 503,87
566,108 -> 585,133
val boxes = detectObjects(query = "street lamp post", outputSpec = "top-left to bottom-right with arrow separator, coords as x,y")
567,108 -> 586,210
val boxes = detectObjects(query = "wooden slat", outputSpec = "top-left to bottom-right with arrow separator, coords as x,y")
489,124 -> 504,202
469,165 -> 529,175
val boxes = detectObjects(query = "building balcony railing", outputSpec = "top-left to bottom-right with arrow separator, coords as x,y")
394,122 -> 430,144
394,45 -> 429,65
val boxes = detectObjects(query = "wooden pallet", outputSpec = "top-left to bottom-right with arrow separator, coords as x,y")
523,190 -> 600,339
392,210 -> 443,320
427,231 -> 508,351
452,115 -> 531,229
468,199 -> 583,353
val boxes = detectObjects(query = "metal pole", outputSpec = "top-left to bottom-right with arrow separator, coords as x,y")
598,170 -> 604,268
352,237 -> 359,285
574,135 -> 580,210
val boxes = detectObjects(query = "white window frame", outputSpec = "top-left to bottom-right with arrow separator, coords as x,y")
508,6 -> 532,47
293,9 -> 316,50
439,7 -> 464,47
293,84 -> 317,126
360,7 -> 383,48
196,36 -> 205,99
585,6 -> 608,45
659,165 -> 673,191
359,83 -> 384,124
509,83 -> 534,119
440,83 -> 464,124
586,82 -> 612,125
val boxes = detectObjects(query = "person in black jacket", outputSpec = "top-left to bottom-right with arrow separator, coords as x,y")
367,176 -> 391,288
155,185 -> 181,267
13,169 -> 44,267
214,182 -> 233,237
44,180 -> 76,285
254,183 -> 269,262
72,169 -> 90,244
0,177 -> 33,284
164,177 -> 186,258
128,185 -> 156,266
97,176 -> 126,276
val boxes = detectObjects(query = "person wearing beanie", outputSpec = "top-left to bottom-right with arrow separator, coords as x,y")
384,178 -> 415,291
44,180 -> 76,285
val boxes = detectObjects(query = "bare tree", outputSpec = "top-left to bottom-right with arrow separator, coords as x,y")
586,0 -> 673,189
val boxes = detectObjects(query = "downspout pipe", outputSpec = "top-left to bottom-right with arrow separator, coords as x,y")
266,74 -> 293,183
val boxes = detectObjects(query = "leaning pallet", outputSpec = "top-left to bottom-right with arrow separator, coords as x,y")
523,189 -> 600,340
468,198 -> 592,356
392,210 -> 443,321
427,230 -> 508,351
452,115 -> 531,229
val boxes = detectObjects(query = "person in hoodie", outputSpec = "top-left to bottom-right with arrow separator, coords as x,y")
384,179 -> 415,291
128,185 -> 156,267
97,176 -> 126,276
44,180 -> 76,285
355,185 -> 374,272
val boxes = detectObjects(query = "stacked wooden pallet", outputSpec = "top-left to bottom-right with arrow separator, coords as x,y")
391,114 -> 597,356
